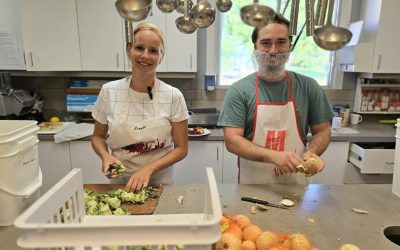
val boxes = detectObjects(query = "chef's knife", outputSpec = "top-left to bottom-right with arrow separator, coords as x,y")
241,196 -> 289,209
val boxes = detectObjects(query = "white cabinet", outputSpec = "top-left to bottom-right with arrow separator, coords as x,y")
38,141 -> 71,185
340,0 -> 400,73
175,141 -> 223,183
0,0 -> 26,70
309,142 -> 349,184
77,0 -> 125,71
19,0 -> 81,71
222,143 -> 238,184
69,141 -> 109,184
165,12 -> 197,72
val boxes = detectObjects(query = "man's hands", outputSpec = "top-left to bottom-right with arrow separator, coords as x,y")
272,150 -> 324,177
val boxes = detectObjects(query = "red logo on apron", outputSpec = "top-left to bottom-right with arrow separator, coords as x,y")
265,130 -> 286,151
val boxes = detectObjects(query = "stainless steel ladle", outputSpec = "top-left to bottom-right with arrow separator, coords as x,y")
156,0 -> 176,13
175,0 -> 193,14
216,0 -> 232,12
115,0 -> 152,21
240,0 -> 275,27
313,0 -> 352,50
189,0 -> 216,28
176,0 -> 197,33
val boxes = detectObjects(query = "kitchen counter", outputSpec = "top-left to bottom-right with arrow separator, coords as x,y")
38,121 -> 397,143
1,184 -> 399,249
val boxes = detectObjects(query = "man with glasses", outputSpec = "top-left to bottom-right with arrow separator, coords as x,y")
218,13 -> 335,184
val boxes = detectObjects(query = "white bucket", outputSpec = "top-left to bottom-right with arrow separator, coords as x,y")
0,169 -> 42,226
0,120 -> 41,193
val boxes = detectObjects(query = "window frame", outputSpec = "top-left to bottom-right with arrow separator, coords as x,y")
208,0 -> 352,90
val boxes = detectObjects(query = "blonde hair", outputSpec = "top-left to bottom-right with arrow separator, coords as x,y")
132,22 -> 165,58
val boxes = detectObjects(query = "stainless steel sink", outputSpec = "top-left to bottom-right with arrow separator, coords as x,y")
188,108 -> 220,127
384,226 -> 400,246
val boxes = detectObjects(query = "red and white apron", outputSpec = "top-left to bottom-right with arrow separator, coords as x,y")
106,81 -> 173,185
239,72 -> 307,184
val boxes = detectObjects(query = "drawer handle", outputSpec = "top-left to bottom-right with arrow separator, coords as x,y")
385,161 -> 394,165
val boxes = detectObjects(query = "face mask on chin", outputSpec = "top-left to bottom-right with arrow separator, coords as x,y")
253,50 -> 289,81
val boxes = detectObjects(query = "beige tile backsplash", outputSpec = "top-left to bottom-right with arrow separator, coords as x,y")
12,76 -> 354,120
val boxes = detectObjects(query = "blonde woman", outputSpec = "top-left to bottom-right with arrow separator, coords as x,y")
91,22 -> 189,192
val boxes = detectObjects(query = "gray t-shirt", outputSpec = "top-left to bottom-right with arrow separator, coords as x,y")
218,71 -> 335,142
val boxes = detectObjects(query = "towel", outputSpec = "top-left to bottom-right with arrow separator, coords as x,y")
54,123 -> 94,143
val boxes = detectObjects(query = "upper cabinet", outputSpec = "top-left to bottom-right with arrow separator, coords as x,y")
0,0 -> 26,70
19,0 -> 81,71
77,0 -> 125,71
166,12 -> 197,72
339,0 -> 400,73
16,0 -> 197,73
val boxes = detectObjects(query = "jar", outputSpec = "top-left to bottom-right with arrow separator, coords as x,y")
381,88 -> 390,111
360,89 -> 369,111
389,89 -> 397,112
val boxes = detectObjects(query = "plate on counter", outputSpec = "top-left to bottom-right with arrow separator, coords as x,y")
188,127 -> 211,137
37,122 -> 76,134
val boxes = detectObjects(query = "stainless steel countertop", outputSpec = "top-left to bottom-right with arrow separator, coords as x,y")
2,184 -> 400,249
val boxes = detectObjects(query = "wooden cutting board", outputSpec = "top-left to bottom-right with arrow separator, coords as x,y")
84,184 -> 163,215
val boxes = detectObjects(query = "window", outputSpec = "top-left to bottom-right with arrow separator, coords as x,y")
218,0 -> 336,86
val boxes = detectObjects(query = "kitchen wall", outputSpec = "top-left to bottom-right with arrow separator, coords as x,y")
12,75 -> 355,121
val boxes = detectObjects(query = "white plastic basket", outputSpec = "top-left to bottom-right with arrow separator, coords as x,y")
15,168 -> 222,250
0,120 -> 41,193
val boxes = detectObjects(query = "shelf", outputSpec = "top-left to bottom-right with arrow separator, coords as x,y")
355,111 -> 400,115
360,84 -> 400,88
67,88 -> 100,95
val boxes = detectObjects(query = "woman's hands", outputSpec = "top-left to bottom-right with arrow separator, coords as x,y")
102,154 -> 123,179
125,166 -> 154,192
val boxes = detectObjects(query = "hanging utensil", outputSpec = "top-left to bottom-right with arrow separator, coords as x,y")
314,0 -> 328,26
313,0 -> 352,50
175,0 -> 193,14
275,0 -> 281,13
156,0 -> 176,13
115,0 -> 152,21
305,0 -> 314,36
176,0 -> 198,33
216,0 -> 232,12
240,0 -> 275,27
288,0 -> 299,36
189,0 -> 216,28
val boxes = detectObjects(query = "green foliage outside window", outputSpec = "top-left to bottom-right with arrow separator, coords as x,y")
219,0 -> 332,86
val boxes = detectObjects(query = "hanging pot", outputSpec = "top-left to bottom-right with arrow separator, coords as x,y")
176,0 -> 197,33
156,0 -> 176,13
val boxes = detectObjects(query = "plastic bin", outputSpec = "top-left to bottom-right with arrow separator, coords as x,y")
0,168 -> 42,226
0,120 -> 41,193
15,168 -> 222,249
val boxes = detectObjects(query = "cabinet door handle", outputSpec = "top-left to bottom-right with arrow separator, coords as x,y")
385,161 -> 394,165
29,52 -> 34,67
190,54 -> 192,69
217,147 -> 219,161
116,53 -> 120,68
23,52 -> 26,65
377,55 -> 382,70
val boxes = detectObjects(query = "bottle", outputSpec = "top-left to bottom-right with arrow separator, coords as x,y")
396,90 -> 400,112
367,90 -> 375,111
374,90 -> 382,112
381,88 -> 390,111
360,89 -> 369,111
389,89 -> 397,112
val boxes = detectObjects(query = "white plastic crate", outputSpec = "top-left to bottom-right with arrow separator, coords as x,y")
15,168 -> 222,250
0,120 -> 41,193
